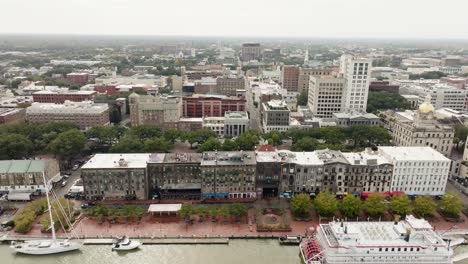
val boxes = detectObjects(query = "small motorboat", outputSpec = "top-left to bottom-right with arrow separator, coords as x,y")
112,236 -> 141,251
279,235 -> 302,245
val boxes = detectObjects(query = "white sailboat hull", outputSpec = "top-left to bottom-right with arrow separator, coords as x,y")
11,240 -> 81,255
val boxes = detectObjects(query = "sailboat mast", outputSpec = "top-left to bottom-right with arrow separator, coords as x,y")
43,172 -> 56,241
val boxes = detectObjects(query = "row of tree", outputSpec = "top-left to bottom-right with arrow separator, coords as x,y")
86,204 -> 145,224
290,191 -> 463,219
178,203 -> 248,222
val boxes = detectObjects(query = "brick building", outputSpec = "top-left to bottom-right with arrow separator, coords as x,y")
182,94 -> 246,117
32,90 -> 97,103
0,108 -> 26,124
66,73 -> 89,84
281,66 -> 300,92
369,81 -> 400,93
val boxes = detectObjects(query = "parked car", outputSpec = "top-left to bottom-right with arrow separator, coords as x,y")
81,202 -> 96,209
61,181 -> 68,187
72,165 -> 80,171
63,174 -> 70,179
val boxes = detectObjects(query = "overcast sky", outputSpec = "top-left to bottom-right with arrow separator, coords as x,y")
1,0 -> 467,39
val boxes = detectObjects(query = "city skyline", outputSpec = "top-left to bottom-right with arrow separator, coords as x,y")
1,0 -> 468,39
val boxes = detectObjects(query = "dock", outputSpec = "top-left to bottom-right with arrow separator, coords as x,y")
82,238 -> 229,245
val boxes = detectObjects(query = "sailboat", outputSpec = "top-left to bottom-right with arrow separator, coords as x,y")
10,172 -> 81,255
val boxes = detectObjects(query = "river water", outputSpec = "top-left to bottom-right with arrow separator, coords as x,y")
0,239 -> 301,264
1,240 -> 468,264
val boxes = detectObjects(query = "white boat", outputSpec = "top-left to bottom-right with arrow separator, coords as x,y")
10,173 -> 81,255
300,215 -> 454,264
112,236 -> 141,251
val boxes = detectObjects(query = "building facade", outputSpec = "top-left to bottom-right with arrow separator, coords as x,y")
26,101 -> 110,130
241,43 -> 262,61
182,94 -> 246,117
81,154 -> 150,200
216,77 -> 246,96
261,100 -> 291,132
298,68 -> 333,94
32,90 -> 96,103
201,151 -> 257,198
281,66 -> 300,92
339,55 -> 372,112
380,146 -> 450,196
0,108 -> 26,124
308,76 -> 346,118
0,159 -> 60,193
129,93 -> 181,129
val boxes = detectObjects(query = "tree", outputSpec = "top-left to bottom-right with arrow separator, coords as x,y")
0,133 -> 33,159
110,135 -> 144,153
440,192 -> 463,218
413,196 -> 436,218
128,125 -> 162,139
297,90 -> 308,106
183,131 -> 198,148
195,128 -> 219,143
264,131 -> 283,146
409,71 -> 447,80
163,129 -> 181,143
235,130 -> 259,150
229,203 -> 248,219
198,137 -> 222,152
290,193 -> 313,218
143,137 -> 173,152
454,125 -> 468,149
339,195 -> 362,218
86,126 -> 117,151
178,203 -> 194,221
346,125 -> 391,147
390,195 -> 412,216
291,137 -> 318,151
109,107 -> 122,124
222,139 -> 238,151
48,129 -> 87,162
314,191 -> 338,217
366,91 -> 412,113
364,193 -> 386,217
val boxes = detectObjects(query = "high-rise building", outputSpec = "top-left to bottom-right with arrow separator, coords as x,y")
308,76 -> 346,118
281,66 -> 300,92
298,68 -> 333,94
261,100 -> 290,132
339,55 -> 372,112
241,43 -> 262,61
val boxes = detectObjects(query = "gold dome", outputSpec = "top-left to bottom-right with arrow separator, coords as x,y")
419,102 -> 434,114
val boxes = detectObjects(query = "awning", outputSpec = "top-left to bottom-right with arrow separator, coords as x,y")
201,192 -> 229,198
7,192 -> 32,201
148,204 -> 182,213
161,183 -> 201,190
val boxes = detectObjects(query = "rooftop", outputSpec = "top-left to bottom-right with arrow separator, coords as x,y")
201,151 -> 256,166
163,153 -> 202,163
378,146 -> 449,162
27,101 -> 109,113
0,160 -> 47,174
81,154 -> 151,169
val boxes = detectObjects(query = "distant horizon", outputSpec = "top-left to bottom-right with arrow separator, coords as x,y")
1,32 -> 468,42
1,0 -> 467,40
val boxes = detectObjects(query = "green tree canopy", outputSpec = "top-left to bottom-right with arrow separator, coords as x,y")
440,192 -> 463,218
0,133 -> 33,159
263,131 -> 284,146
222,139 -> 238,151
47,129 -> 87,160
163,129 -> 181,143
178,203 -> 194,220
339,195 -> 362,218
128,125 -> 162,139
198,137 -> 222,152
413,196 -> 436,218
390,195 -> 412,216
110,135 -> 144,153
364,193 -> 386,217
297,90 -> 308,106
367,91 -> 412,113
291,137 -> 319,151
314,191 -> 338,217
143,137 -> 174,153
234,130 -> 259,150
229,203 -> 248,218
290,193 -> 313,218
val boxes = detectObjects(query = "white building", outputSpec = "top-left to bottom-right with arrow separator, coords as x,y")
202,111 -> 250,137
379,146 -> 450,196
420,83 -> 467,111
339,54 -> 372,112
308,75 -> 346,118
261,100 -> 290,132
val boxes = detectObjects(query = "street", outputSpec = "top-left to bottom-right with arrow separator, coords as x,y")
245,83 -> 261,131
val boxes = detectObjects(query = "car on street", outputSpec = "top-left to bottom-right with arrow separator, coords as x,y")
61,181 -> 68,187
72,164 -> 80,171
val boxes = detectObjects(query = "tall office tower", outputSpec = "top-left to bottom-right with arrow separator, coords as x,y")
281,65 -> 300,92
241,43 -> 262,61
308,76 -> 346,118
339,55 -> 372,112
